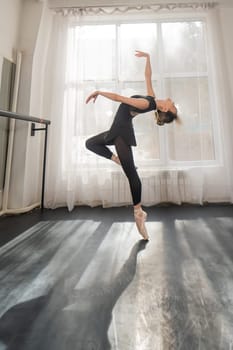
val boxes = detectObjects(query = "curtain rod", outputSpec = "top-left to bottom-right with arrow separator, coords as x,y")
49,1 -> 218,8
51,2 -> 218,15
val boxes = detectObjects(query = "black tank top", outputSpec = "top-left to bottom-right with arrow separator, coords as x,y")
105,95 -> 156,146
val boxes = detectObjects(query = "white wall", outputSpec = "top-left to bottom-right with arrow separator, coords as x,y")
0,0 -> 22,61
8,0 -> 47,208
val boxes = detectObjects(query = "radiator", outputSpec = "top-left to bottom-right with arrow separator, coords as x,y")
111,169 -> 202,205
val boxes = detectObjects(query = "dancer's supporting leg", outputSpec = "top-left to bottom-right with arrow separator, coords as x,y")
86,132 -> 120,165
114,136 -> 149,240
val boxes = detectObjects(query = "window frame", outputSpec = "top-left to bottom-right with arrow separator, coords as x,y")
67,11 -> 222,169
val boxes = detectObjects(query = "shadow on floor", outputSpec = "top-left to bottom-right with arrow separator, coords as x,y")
0,240 -> 148,350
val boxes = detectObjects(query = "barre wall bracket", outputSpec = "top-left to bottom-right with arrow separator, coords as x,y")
31,122 -> 47,136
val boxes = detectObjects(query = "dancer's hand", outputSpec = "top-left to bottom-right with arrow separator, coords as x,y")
135,50 -> 150,58
86,91 -> 99,104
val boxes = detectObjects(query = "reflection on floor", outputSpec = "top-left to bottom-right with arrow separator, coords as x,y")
0,205 -> 233,349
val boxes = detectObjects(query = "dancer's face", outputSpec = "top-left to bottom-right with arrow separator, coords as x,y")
159,98 -> 177,114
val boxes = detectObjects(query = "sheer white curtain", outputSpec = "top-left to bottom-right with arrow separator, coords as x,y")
42,10 -> 233,210
205,8 -> 233,202
43,16 -> 121,210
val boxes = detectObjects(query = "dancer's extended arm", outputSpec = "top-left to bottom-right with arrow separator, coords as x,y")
135,50 -> 155,98
86,90 -> 150,110
86,51 -> 157,110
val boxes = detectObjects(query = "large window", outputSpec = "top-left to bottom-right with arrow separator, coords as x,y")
63,20 -> 217,169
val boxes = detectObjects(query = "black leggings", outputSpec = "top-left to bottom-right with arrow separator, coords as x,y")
86,132 -> 141,205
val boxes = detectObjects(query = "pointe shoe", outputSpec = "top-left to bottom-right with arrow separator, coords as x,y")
134,210 -> 149,240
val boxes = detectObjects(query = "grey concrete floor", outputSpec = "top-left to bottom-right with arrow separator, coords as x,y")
0,205 -> 233,349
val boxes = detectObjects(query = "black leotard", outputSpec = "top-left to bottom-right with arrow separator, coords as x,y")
104,95 -> 156,146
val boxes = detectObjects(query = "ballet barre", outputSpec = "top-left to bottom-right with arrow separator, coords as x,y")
0,109 -> 51,212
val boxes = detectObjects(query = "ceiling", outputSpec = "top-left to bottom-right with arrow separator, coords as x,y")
47,0 -> 233,8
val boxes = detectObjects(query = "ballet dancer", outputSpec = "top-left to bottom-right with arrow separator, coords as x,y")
85,50 -> 179,240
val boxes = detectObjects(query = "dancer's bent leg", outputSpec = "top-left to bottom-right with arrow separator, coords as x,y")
114,136 -> 149,240
86,132 -> 120,164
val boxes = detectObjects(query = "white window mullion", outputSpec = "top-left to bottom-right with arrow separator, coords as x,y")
157,21 -> 168,167
164,72 -> 208,78
116,24 -> 120,92
205,20 -> 222,165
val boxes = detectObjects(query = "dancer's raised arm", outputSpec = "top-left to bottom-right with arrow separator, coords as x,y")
135,50 -> 155,98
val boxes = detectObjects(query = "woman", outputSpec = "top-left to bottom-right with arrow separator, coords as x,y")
85,51 -> 179,240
